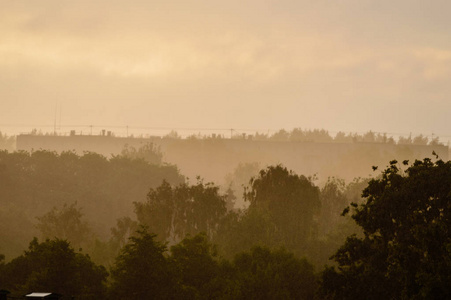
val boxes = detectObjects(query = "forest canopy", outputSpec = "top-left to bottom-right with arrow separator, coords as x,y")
0,145 -> 449,299
0,149 -> 183,260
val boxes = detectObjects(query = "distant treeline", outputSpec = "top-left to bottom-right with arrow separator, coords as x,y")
0,131 -> 15,152
4,128 -> 445,146
217,128 -> 443,146
145,128 -> 444,146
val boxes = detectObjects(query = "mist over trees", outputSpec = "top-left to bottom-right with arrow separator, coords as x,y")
14,128 -> 448,191
159,128 -> 442,146
0,137 -> 450,299
120,142 -> 164,165
0,148 -> 183,260
244,166 -> 320,254
0,132 -> 15,152
224,162 -> 260,208
36,202 -> 93,252
135,179 -> 227,243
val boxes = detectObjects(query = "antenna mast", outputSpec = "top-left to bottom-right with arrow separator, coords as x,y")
53,103 -> 57,135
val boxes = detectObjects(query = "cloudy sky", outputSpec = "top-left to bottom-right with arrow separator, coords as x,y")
1,0 -> 451,140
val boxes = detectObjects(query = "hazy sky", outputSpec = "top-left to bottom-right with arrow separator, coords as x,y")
1,0 -> 451,139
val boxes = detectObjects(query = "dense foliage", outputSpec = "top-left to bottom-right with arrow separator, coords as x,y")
135,179 -> 227,243
109,229 -> 318,300
4,145 -> 446,299
109,228 -> 174,300
0,238 -> 108,299
245,165 -> 320,251
0,149 -> 183,260
232,246 -> 317,299
320,159 -> 451,299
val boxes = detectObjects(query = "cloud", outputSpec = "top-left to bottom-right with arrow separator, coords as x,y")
1,0 -> 451,137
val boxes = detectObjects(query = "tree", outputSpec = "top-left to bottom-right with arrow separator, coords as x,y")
120,142 -> 163,165
0,149 -> 183,261
169,233 -> 222,299
224,162 -> 260,209
0,238 -> 107,299
245,165 -> 321,253
37,202 -> 92,250
215,165 -> 322,260
0,132 -> 15,152
109,227 -> 174,300
270,129 -> 290,141
224,185 -> 237,211
110,217 -> 139,252
413,134 -> 429,145
321,159 -> 451,299
213,208 -> 279,259
233,246 -> 317,300
318,177 -> 347,236
135,179 -> 227,243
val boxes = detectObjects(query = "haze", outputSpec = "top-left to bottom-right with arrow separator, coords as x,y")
1,0 -> 451,138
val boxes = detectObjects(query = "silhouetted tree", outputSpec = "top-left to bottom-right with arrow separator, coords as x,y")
109,227 -> 174,300
233,246 -> 317,299
321,158 -> 451,299
169,233 -> 223,299
245,165 -> 321,253
0,238 -> 107,299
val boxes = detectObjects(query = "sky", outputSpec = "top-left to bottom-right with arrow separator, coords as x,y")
1,0 -> 451,140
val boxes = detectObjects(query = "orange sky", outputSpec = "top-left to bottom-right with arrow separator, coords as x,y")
1,1 -> 450,141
